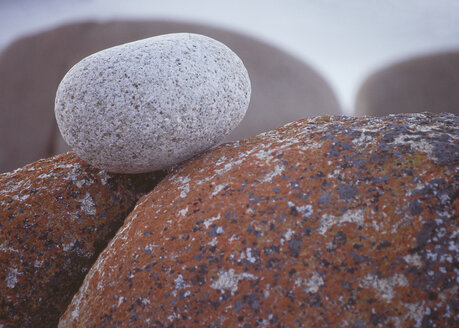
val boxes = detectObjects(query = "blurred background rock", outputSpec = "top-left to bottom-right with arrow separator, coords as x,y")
354,52 -> 459,116
1,0 -> 458,173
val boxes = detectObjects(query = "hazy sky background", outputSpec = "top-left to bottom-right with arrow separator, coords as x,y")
1,0 -> 458,114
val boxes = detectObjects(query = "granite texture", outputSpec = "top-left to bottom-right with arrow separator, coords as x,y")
0,152 -> 164,327
0,20 -> 341,173
60,113 -> 458,327
55,33 -> 251,173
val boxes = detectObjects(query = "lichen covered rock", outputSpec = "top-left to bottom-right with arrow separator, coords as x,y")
60,113 -> 458,327
0,153 -> 163,327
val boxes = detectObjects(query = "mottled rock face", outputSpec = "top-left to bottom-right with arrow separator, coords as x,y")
0,153 -> 163,327
60,113 -> 458,327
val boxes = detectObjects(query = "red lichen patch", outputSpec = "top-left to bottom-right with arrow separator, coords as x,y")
60,113 -> 458,327
0,152 -> 164,327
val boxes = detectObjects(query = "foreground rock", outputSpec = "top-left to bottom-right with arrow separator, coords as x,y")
0,153 -> 163,327
0,20 -> 341,173
60,113 -> 458,327
355,51 -> 459,116
56,33 -> 251,173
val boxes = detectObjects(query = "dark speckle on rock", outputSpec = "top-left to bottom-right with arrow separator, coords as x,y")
416,219 -> 438,248
288,236 -> 303,258
234,299 -> 243,313
318,192 -> 332,206
338,184 -> 357,200
333,231 -> 347,248
408,199 -> 423,215
355,320 -> 366,328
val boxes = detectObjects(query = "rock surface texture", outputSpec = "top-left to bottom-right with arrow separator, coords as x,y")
55,33 -> 251,173
355,51 -> 459,116
0,153 -> 163,327
60,113 -> 458,327
0,20 -> 341,173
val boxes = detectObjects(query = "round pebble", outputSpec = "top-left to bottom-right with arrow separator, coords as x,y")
55,33 -> 251,173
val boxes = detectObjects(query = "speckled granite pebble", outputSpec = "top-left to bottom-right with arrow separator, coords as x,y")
60,113 -> 458,327
0,153 -> 164,327
55,33 -> 251,173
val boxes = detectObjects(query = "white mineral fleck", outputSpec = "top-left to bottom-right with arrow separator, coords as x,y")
203,214 -> 221,229
78,192 -> 96,216
403,253 -> 423,267
211,269 -> 257,295
319,209 -> 365,235
6,268 -> 21,288
295,272 -> 325,293
359,273 -> 409,301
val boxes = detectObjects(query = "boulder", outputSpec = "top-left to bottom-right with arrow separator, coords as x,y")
0,153 -> 163,327
355,51 -> 459,116
60,113 -> 458,327
0,20 -> 341,173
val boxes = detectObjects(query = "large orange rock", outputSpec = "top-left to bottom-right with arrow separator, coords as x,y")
355,52 -> 459,116
60,113 -> 458,327
0,153 -> 163,327
0,20 -> 341,173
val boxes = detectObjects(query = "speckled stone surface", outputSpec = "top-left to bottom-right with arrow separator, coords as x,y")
1,20 -> 339,174
60,113 -> 458,327
55,33 -> 251,173
0,153 -> 164,327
